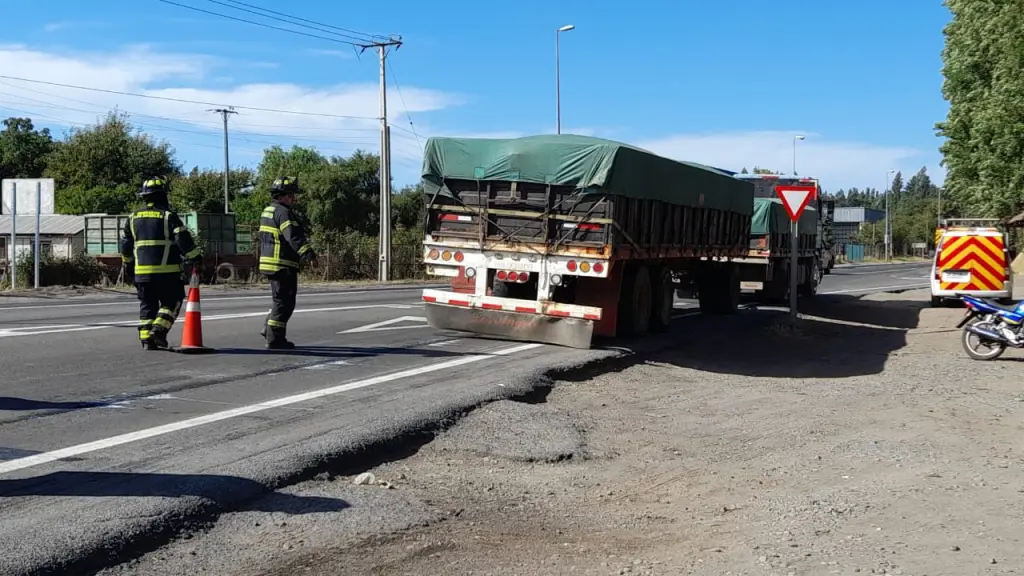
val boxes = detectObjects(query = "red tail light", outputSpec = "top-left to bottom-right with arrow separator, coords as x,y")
593,262 -> 604,273
566,260 -> 577,272
577,223 -> 600,231
507,271 -> 519,282
496,270 -> 508,281
454,251 -> 464,263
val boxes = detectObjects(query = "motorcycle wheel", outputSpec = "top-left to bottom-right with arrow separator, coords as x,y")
961,321 -> 1007,361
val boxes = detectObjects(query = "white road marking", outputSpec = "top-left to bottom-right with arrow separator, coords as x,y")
818,283 -> 929,295
0,304 -> 419,338
0,342 -> 543,475
302,359 -> 352,370
338,316 -> 429,334
427,339 -> 461,347
0,287 -> 440,312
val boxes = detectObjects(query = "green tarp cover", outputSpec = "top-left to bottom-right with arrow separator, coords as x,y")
750,197 -> 818,236
421,135 -> 753,216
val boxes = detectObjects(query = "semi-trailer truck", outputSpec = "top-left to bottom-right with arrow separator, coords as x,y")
418,134 -> 755,349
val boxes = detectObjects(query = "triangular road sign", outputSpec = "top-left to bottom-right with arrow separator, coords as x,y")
775,185 -> 817,221
338,316 -> 429,334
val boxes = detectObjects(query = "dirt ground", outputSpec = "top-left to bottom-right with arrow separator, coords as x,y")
107,289 -> 1024,576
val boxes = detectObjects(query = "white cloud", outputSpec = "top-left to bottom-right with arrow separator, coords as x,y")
635,131 -> 941,191
0,44 -> 464,167
306,49 -> 356,60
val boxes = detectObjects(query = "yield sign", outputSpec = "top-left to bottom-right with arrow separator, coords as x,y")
774,185 -> 817,221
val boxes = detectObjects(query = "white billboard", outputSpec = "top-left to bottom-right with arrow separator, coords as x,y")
2,178 -> 55,215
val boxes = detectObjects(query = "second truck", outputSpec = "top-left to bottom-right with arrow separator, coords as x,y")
728,174 -> 833,302
417,134 -> 755,349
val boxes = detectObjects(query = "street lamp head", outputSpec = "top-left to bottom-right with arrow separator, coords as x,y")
558,25 -> 575,32
794,135 -> 805,140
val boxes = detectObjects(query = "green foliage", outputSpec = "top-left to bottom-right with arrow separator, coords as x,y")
9,251 -> 106,288
0,118 -> 54,179
45,112 -> 179,199
171,166 -> 256,213
937,0 -> 1024,219
56,183 -> 138,214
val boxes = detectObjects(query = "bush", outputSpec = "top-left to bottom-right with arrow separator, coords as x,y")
11,251 -> 106,287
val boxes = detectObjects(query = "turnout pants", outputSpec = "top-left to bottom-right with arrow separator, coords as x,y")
136,278 -> 186,341
264,269 -> 298,343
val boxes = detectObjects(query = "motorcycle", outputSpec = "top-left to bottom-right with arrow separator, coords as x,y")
957,294 -> 1024,360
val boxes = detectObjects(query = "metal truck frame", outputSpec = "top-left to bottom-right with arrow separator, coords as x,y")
418,135 -> 755,349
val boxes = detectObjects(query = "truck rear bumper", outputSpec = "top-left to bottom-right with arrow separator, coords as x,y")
421,289 -> 600,349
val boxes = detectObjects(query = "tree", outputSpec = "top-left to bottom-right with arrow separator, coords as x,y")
45,112 -> 179,213
936,0 -> 1024,219
887,171 -> 904,210
393,183 -> 425,231
171,166 -> 256,214
0,117 -> 54,180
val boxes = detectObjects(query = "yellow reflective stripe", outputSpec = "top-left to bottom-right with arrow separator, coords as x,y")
259,225 -> 280,235
184,248 -> 202,260
139,319 -> 154,327
134,211 -> 163,219
121,255 -> 133,263
134,264 -> 181,274
173,226 -> 185,234
267,319 -> 286,327
136,240 -> 171,247
139,330 -> 151,340
297,244 -> 311,255
259,256 -> 299,267
161,212 -> 171,266
154,317 -> 173,330
280,220 -> 293,230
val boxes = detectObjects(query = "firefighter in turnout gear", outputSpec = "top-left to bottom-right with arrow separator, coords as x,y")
120,177 -> 203,350
259,176 -> 317,349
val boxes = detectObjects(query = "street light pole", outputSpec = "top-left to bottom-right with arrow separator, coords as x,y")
885,169 -> 895,262
556,24 -> 574,134
792,135 -> 804,175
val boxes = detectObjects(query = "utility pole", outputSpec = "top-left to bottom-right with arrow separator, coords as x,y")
358,36 -> 402,282
208,107 -> 237,214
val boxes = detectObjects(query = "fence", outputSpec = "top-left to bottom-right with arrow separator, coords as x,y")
197,238 -> 426,285
836,242 -> 926,263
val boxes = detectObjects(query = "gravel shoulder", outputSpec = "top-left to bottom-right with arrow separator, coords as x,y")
102,289 -> 1024,576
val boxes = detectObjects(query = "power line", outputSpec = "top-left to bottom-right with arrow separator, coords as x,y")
0,74 -> 379,120
205,0 -> 381,44
158,0 -> 365,46
386,59 -> 423,148
0,79 -> 389,136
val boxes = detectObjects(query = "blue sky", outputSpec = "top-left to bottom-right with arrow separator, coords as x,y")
2,0 -> 951,191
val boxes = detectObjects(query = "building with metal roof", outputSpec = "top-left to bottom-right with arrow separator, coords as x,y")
0,214 -> 86,262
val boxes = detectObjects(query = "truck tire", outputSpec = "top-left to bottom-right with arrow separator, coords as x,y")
649,267 -> 674,333
617,264 -> 652,337
798,259 -> 819,297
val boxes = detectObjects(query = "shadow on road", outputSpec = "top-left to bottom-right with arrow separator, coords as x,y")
590,292 -> 928,379
0,471 -> 349,515
211,344 -> 473,359
0,397 -> 108,411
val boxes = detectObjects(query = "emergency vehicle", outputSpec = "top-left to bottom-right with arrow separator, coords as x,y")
930,218 -> 1013,306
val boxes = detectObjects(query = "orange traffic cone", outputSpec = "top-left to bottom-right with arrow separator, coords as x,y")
173,272 -> 215,354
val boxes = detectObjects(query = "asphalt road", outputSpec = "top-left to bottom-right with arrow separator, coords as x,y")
0,262 -> 928,575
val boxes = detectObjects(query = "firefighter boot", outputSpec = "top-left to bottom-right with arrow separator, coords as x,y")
141,338 -> 160,351
266,326 -> 295,350
149,328 -> 170,350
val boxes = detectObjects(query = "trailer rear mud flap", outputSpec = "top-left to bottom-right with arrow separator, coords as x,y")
424,302 -> 594,349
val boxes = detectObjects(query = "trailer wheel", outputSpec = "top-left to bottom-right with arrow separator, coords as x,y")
617,264 -> 652,337
649,267 -> 674,333
799,259 -> 819,297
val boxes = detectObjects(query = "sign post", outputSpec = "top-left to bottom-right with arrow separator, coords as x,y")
775,185 -> 817,320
